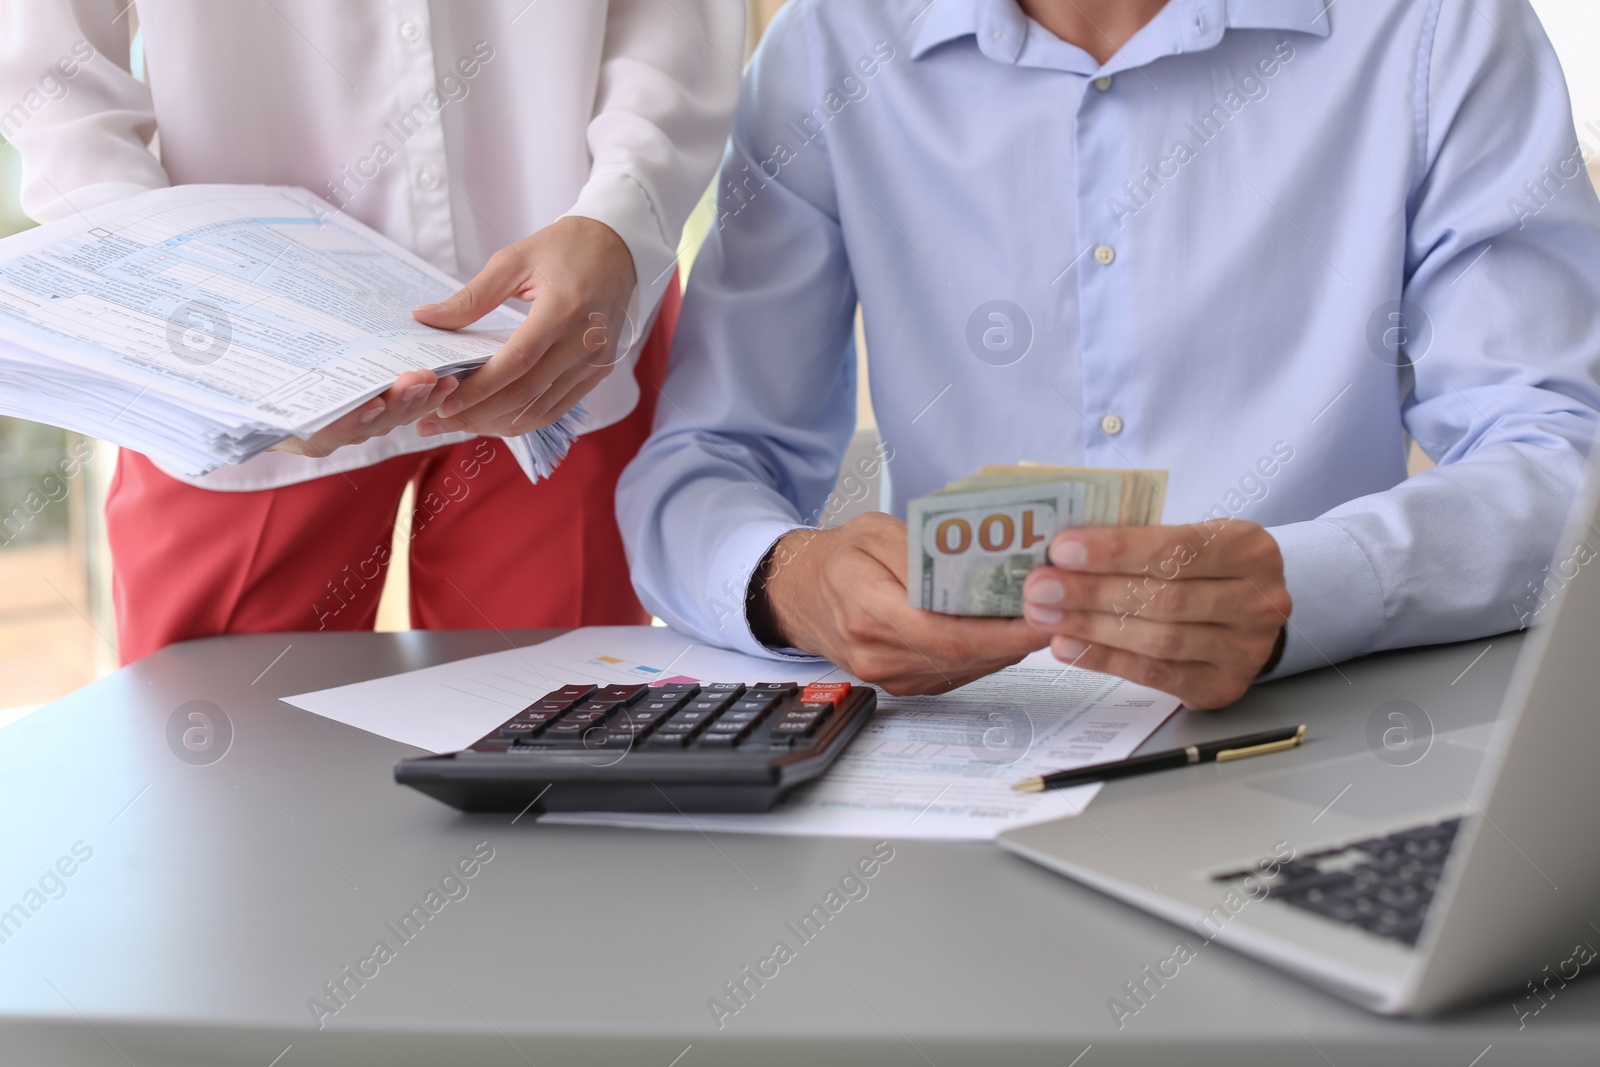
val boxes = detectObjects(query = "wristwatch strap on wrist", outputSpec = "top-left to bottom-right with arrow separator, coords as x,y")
1257,625 -> 1288,677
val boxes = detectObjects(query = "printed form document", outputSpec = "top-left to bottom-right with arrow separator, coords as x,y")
0,184 -> 581,480
283,627 -> 1181,841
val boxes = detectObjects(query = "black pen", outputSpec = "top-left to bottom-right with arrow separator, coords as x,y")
1012,724 -> 1307,793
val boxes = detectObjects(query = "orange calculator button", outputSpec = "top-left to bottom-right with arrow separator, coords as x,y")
801,682 -> 851,706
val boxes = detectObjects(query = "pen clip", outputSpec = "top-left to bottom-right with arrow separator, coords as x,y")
1214,725 -> 1307,763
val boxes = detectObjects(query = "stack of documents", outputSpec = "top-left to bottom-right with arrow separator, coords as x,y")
0,184 -> 582,479
908,463 -> 1168,616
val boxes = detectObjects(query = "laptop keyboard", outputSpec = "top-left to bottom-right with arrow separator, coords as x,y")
1215,817 -> 1462,947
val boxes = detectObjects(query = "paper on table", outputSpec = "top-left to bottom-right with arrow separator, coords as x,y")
543,645 -> 1180,840
280,626 -> 832,755
281,626 -> 1180,840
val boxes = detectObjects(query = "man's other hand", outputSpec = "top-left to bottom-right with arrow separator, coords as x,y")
756,513 -> 1047,695
1021,520 -> 1291,710
413,216 -> 637,437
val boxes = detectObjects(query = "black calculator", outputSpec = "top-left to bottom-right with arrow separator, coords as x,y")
394,680 -> 875,813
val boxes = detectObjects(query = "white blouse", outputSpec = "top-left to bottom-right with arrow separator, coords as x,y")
0,0 -> 744,489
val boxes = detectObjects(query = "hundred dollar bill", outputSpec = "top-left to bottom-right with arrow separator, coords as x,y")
908,465 -> 1168,616
908,483 -> 1087,616
977,463 -> 1168,526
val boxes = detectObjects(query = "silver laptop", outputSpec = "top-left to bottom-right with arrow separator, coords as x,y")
998,461 -> 1600,1016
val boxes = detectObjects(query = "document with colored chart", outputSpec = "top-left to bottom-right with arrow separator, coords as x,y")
281,626 -> 1180,841
0,183 -> 581,481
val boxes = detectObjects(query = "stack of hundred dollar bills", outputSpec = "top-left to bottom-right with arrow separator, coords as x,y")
908,464 -> 1168,616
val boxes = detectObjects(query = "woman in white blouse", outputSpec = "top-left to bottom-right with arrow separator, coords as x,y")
0,0 -> 742,659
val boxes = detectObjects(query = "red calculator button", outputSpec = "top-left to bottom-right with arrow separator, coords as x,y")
801,682 -> 851,706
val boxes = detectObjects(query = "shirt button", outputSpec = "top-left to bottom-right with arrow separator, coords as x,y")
1093,75 -> 1113,92
1094,244 -> 1116,266
1100,414 -> 1124,436
399,20 -> 422,42
417,167 -> 441,190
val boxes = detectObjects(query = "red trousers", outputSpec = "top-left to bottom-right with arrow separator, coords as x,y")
105,289 -> 676,664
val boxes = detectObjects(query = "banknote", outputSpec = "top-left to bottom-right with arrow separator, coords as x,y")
907,465 -> 1168,616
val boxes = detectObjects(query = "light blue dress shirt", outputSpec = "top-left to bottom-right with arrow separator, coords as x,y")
617,0 -> 1600,678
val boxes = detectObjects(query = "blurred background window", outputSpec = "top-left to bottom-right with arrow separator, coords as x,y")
0,137 -> 112,720
0,0 -> 1595,718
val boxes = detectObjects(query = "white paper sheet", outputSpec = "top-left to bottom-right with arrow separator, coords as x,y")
0,186 -> 516,421
281,626 -> 1180,840
282,626 -> 831,754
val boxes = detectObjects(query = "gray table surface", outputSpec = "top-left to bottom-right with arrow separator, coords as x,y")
0,628 -> 1595,1066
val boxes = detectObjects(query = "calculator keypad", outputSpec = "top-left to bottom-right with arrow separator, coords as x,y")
469,682 -> 850,754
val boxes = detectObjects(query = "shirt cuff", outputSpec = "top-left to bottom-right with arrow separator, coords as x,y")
563,169 -> 677,351
703,518 -> 826,662
562,169 -> 676,439
1263,519 -> 1387,679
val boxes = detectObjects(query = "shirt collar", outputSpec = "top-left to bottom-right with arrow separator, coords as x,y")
909,0 -> 1332,64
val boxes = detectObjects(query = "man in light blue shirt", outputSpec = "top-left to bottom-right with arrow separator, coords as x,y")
617,0 -> 1600,709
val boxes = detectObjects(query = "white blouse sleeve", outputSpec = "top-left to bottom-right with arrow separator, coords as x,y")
562,0 -> 745,315
0,0 -> 170,223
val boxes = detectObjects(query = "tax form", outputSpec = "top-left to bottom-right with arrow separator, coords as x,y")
0,184 -> 580,479
282,626 -> 1181,841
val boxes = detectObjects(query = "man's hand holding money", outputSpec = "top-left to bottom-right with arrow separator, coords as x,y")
752,513 -> 1047,696
753,463 -> 1292,708
1020,520 -> 1292,710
